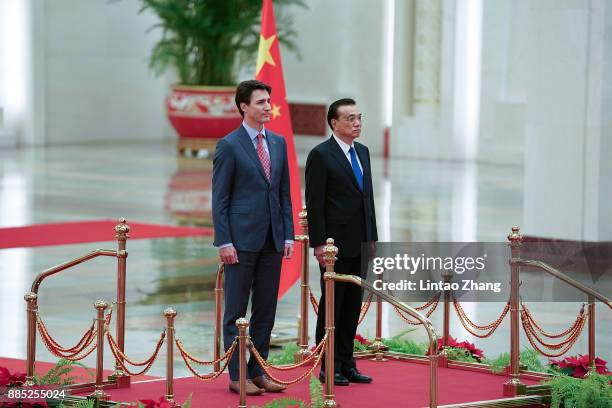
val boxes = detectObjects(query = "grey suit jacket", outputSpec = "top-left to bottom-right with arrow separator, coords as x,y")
212,125 -> 293,252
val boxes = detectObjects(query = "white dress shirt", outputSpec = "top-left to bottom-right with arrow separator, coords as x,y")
332,133 -> 363,173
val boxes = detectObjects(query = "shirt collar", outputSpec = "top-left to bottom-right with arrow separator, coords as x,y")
242,121 -> 266,142
332,133 -> 354,154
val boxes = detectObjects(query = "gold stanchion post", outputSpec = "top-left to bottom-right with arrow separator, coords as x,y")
439,269 -> 453,367
236,318 -> 249,408
504,226 -> 525,396
164,308 -> 178,407
89,300 -> 109,402
323,238 -> 338,408
214,264 -> 224,373
368,253 -> 387,362
295,208 -> 312,363
588,295 -> 595,371
24,292 -> 38,386
369,294 -> 387,361
112,218 -> 130,387
429,347 -> 439,408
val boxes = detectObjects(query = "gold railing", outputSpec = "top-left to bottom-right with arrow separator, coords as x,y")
503,227 -> 612,396
321,238 -> 440,408
24,218 -> 130,388
292,221 -> 611,401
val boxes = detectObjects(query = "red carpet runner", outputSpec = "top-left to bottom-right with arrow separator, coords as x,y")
0,220 -> 212,249
91,359 -> 541,407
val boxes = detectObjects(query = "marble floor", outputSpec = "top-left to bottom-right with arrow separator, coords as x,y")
0,140 -> 609,378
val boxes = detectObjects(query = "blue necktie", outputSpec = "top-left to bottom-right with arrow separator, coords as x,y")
349,147 -> 363,191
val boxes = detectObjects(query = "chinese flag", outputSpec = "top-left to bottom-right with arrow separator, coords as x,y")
256,0 -> 303,299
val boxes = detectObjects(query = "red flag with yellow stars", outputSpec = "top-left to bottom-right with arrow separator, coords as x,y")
256,0 -> 303,299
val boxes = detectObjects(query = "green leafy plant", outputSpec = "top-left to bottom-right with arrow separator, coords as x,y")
547,372 -> 612,408
444,347 -> 480,363
267,342 -> 300,365
59,400 -> 95,408
34,358 -> 93,387
382,336 -> 427,355
252,397 -> 308,408
484,349 -> 546,374
250,375 -> 322,408
308,373 -> 324,408
353,330 -> 428,355
135,0 -> 306,85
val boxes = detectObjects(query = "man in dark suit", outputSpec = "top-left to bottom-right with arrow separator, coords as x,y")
305,98 -> 378,386
212,80 -> 294,395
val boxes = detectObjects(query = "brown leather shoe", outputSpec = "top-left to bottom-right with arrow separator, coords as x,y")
229,380 -> 264,396
252,375 -> 286,393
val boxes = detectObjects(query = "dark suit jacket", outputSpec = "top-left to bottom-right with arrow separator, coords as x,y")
305,136 -> 378,258
212,125 -> 293,252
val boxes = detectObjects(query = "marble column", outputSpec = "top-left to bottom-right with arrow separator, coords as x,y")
524,0 -> 612,241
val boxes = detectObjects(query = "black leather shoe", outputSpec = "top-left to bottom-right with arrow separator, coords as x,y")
342,368 -> 372,383
319,371 -> 350,386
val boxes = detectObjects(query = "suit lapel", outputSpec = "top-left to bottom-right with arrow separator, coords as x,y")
267,132 -> 279,182
237,126 -> 270,184
328,137 -> 362,192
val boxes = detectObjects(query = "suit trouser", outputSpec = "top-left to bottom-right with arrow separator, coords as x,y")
315,256 -> 363,373
222,230 -> 282,381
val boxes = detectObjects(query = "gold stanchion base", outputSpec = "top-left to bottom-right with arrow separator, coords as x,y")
107,373 -> 131,388
503,380 -> 527,397
368,340 -> 389,362
323,397 -> 338,407
166,396 -> 180,408
87,389 -> 109,402
370,351 -> 388,362
293,348 -> 314,364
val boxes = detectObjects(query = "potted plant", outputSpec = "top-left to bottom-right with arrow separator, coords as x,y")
138,0 -> 304,152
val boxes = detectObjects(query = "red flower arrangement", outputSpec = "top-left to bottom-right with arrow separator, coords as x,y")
549,355 -> 610,379
0,366 -> 26,387
0,366 -> 48,407
354,334 -> 372,347
136,396 -> 174,408
433,336 -> 485,362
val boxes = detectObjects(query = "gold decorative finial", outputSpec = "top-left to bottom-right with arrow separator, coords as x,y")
507,226 -> 522,243
24,292 -> 37,302
296,207 -> 309,240
164,308 -> 177,318
236,317 -> 249,329
115,218 -> 130,239
94,300 -> 108,310
323,238 -> 338,267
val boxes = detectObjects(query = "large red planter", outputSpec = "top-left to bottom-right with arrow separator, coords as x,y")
166,85 -> 242,153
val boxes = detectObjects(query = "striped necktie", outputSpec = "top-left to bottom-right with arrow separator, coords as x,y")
256,134 -> 271,181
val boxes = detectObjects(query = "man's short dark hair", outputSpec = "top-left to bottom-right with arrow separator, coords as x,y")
327,98 -> 356,129
235,80 -> 272,117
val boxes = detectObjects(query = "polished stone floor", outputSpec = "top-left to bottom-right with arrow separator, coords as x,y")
0,140 -> 609,378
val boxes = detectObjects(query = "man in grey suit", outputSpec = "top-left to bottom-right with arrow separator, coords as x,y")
212,80 -> 294,395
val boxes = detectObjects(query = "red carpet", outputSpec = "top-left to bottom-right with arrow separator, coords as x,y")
0,357 -> 158,383
85,359 -> 542,407
0,220 -> 212,249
